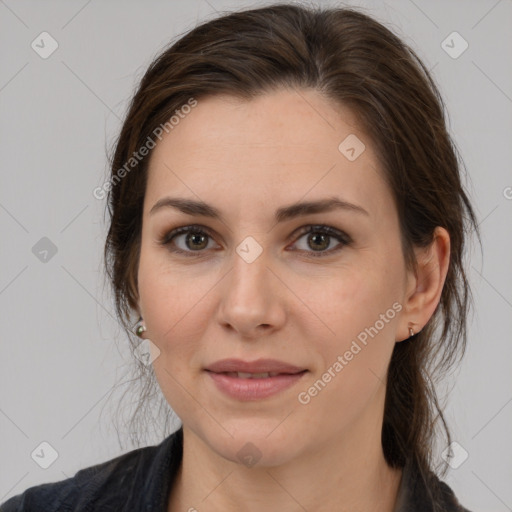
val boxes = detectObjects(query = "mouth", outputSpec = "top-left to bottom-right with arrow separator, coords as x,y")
204,359 -> 308,400
205,358 -> 307,374
217,371 -> 304,379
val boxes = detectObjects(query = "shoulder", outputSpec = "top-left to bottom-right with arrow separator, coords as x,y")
396,456 -> 474,512
0,446 -> 156,512
436,479 -> 473,512
0,431 -> 182,512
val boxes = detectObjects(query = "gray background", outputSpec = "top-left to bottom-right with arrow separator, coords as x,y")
1,0 -> 511,510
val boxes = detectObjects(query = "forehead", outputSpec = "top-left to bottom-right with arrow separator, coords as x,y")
145,89 -> 391,221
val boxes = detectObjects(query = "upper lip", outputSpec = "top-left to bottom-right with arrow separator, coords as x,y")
205,358 -> 306,374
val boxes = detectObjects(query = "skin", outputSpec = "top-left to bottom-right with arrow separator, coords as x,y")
136,88 -> 450,512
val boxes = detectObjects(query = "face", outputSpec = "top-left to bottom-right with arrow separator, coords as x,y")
137,88 -> 412,466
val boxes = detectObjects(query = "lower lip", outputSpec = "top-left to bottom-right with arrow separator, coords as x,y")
206,371 -> 307,400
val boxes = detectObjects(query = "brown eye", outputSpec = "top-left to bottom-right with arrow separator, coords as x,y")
160,224 -> 351,258
291,225 -> 351,258
306,232 -> 330,251
160,225 -> 217,256
185,231 -> 209,250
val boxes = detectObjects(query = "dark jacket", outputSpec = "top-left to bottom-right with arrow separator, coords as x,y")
0,427 -> 472,511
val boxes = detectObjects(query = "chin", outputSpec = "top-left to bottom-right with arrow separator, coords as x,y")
196,416 -> 306,468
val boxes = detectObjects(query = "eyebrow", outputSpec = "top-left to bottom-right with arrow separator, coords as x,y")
149,196 -> 369,222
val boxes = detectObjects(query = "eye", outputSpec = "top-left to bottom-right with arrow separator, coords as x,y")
159,225 -> 218,256
158,224 -> 351,258
289,225 -> 351,258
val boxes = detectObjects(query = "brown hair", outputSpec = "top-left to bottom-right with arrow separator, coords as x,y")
102,1 -> 479,488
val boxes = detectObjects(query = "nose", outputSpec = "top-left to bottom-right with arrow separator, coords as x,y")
216,246 -> 286,339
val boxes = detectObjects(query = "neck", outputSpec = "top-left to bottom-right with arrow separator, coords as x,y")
168,388 -> 403,512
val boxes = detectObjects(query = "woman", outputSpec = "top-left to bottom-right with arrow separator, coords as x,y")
1,3 -> 478,511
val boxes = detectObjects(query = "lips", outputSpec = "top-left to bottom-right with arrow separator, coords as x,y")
205,358 -> 306,375
204,358 -> 308,400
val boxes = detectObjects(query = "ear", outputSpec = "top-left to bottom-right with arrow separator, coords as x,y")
396,227 -> 450,342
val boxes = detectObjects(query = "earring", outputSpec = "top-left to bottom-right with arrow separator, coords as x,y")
134,317 -> 146,338
409,326 -> 415,338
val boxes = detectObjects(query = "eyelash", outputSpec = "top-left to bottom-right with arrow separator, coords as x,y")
158,224 -> 352,259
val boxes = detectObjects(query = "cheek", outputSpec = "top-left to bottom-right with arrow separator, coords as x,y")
310,262 -> 401,344
297,276 -> 399,430
138,258 -> 208,420
137,249 -> 230,387
304,260 -> 402,395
